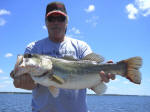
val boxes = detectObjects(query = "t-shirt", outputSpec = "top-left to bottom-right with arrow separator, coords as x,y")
25,37 -> 92,112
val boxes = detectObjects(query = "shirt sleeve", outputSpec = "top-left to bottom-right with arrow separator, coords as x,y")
24,41 -> 41,54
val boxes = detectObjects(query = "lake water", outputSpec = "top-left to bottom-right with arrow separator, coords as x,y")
0,93 -> 150,112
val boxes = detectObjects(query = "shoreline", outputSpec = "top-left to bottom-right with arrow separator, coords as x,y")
0,92 -> 149,96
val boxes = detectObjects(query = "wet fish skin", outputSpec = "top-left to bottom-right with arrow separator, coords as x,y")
53,60 -> 127,75
12,54 -> 142,97
50,57 -> 139,84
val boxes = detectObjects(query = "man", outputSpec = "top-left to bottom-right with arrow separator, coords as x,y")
11,2 -> 115,112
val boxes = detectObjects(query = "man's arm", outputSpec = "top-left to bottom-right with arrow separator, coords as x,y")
11,72 -> 36,90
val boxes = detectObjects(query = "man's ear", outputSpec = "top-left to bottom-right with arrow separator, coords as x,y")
45,20 -> 48,27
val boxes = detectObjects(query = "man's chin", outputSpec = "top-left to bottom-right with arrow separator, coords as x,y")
50,35 -> 64,42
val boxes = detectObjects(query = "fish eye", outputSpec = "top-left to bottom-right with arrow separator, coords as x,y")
24,54 -> 32,58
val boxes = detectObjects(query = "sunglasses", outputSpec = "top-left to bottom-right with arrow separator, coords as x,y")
47,15 -> 66,22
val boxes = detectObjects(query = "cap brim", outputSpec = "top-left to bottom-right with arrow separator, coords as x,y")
47,10 -> 67,17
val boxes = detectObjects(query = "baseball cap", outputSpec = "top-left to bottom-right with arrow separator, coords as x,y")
46,2 -> 67,17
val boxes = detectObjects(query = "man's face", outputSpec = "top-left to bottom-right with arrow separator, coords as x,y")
46,13 -> 67,41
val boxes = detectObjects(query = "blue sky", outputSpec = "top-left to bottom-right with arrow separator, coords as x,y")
0,0 -> 150,95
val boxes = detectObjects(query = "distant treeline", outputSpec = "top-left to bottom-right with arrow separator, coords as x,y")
0,92 -> 148,96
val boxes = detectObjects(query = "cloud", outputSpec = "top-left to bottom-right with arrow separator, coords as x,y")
112,78 -> 120,82
0,9 -> 11,16
85,16 -> 99,27
148,79 -> 150,82
5,53 -> 13,58
0,76 -> 13,89
126,0 -> 150,19
136,0 -> 150,16
108,86 -> 119,91
67,27 -> 84,38
0,69 -> 4,74
69,27 -> 80,34
123,81 -> 130,84
0,76 -> 12,83
143,9 -> 150,16
85,5 -> 95,13
0,9 -> 11,26
66,34 -> 84,39
0,85 -> 5,88
0,18 -> 6,26
42,25 -> 47,30
0,76 -> 10,80
126,4 -> 138,19
3,80 -> 12,84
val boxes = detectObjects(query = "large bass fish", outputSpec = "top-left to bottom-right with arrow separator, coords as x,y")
11,53 -> 142,97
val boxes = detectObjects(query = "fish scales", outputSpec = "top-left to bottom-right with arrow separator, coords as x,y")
12,53 -> 142,97
52,59 -> 127,76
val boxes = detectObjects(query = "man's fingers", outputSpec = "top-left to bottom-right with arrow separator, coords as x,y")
100,60 -> 114,82
99,71 -> 116,83
111,74 -> 116,80
20,74 -> 31,85
13,74 -> 27,87
99,71 -> 109,83
13,78 -> 21,88
12,73 -> 36,90
107,60 -> 113,63
108,73 -> 116,80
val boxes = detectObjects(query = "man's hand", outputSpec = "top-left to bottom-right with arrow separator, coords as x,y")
99,60 -> 116,83
10,71 -> 37,90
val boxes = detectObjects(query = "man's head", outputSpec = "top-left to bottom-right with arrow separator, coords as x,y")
46,1 -> 67,18
45,2 -> 68,42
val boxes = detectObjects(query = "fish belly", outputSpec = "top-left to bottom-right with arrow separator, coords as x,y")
56,74 -> 101,89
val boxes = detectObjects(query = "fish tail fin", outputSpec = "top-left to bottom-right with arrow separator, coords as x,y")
121,56 -> 142,84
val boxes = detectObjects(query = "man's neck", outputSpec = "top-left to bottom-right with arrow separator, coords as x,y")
49,36 -> 65,43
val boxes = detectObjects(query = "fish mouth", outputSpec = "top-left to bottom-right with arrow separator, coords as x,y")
14,55 -> 24,74
10,70 -> 15,78
16,55 -> 23,65
10,70 -> 29,78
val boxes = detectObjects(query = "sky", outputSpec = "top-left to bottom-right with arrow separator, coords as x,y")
0,0 -> 150,95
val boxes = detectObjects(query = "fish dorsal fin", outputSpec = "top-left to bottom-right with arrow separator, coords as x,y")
51,75 -> 65,84
82,53 -> 104,63
48,86 -> 59,97
62,56 -> 78,61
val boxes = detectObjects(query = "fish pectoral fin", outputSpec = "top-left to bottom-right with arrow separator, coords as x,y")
62,56 -> 78,61
90,82 -> 107,95
82,53 -> 104,63
48,86 -> 59,97
51,75 -> 65,84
